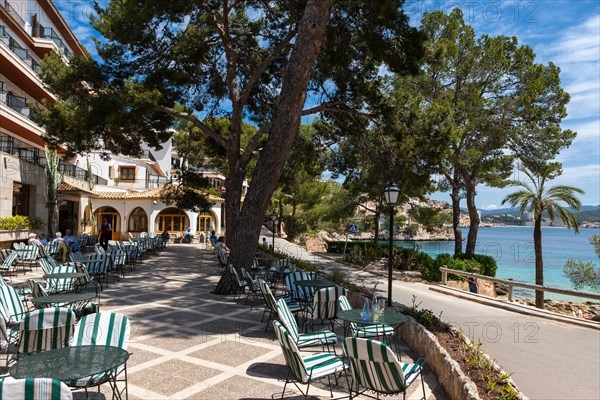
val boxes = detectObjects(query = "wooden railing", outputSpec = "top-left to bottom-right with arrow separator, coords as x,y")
439,267 -> 600,302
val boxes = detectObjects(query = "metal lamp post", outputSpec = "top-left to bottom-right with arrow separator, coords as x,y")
270,212 -> 277,250
384,183 -> 400,306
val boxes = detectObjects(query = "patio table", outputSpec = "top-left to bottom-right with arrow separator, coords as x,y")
337,308 -> 407,355
43,272 -> 86,280
31,292 -> 97,310
10,345 -> 129,399
295,279 -> 336,289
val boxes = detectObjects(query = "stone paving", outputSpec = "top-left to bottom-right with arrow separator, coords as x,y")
4,243 -> 448,399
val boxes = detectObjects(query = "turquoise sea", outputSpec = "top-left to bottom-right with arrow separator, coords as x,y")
394,226 -> 599,300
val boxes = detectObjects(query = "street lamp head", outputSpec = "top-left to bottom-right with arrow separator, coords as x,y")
270,212 -> 277,222
384,182 -> 400,206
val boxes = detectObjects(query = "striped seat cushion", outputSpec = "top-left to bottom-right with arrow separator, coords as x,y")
0,377 -> 73,400
354,324 -> 395,337
303,352 -> 347,379
297,330 -> 338,346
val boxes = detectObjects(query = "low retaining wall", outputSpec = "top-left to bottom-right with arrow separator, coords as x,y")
398,316 -> 527,400
0,229 -> 30,248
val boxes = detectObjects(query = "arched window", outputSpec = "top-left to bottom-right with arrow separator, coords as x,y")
197,213 -> 214,234
155,208 -> 189,233
128,207 -> 148,232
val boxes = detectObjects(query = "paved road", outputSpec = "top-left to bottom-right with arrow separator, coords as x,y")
267,232 -> 600,400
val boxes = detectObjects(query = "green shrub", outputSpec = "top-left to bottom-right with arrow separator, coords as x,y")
455,253 -> 497,277
393,247 -> 434,271
420,253 -> 482,282
0,215 -> 44,230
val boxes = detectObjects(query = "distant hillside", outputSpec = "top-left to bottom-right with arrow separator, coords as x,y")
477,205 -> 600,223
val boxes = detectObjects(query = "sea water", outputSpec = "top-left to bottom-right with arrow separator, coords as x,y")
395,226 -> 599,300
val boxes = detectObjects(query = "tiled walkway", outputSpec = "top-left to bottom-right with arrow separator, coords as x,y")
6,244 -> 448,399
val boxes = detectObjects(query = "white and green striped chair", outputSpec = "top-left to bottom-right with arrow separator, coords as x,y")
16,245 -> 40,271
68,312 -> 130,398
45,266 -> 78,293
258,279 -> 301,332
343,337 -> 426,400
0,251 -> 19,276
276,298 -> 337,351
229,266 -> 247,303
37,258 -> 55,275
306,286 -> 347,331
273,320 -> 347,400
285,271 -> 317,304
0,285 -> 27,327
338,295 -> 395,340
17,307 -> 76,356
0,377 -> 73,400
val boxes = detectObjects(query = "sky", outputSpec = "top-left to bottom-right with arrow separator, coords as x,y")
54,0 -> 600,208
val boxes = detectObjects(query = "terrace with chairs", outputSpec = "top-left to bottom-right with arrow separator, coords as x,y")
0,240 -> 446,399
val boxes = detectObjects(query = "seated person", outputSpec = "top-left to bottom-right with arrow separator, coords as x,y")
38,232 -> 48,245
210,231 -> 218,246
27,233 -> 47,257
183,228 -> 193,243
216,236 -> 230,253
64,229 -> 79,251
52,232 -> 68,262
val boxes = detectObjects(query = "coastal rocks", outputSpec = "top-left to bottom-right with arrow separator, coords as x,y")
303,236 -> 327,252
513,299 -> 600,320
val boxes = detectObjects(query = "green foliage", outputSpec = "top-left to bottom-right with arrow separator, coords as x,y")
403,295 -> 449,332
503,163 -> 584,307
455,254 -> 497,277
563,259 -> 600,292
0,216 -> 45,230
457,336 -> 520,400
590,235 -> 600,258
406,8 -> 574,257
408,205 -> 444,233
421,253 -> 483,282
404,223 -> 419,237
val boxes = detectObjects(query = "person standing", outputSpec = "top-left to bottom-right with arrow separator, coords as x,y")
99,218 -> 112,250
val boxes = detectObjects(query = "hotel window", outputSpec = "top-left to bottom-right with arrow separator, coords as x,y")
119,166 -> 136,181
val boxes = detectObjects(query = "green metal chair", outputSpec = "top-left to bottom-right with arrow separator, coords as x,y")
273,320 -> 347,400
68,312 -> 131,399
258,278 -> 302,332
276,298 -> 337,351
342,337 -> 427,400
306,286 -> 347,331
17,307 -> 76,357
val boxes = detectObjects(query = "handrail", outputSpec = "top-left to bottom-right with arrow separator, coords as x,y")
439,266 -> 600,302
0,1 -> 25,26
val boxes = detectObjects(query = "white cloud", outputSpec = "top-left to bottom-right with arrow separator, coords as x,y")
481,204 -> 500,210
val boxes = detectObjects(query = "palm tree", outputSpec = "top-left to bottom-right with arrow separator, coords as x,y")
502,164 -> 584,309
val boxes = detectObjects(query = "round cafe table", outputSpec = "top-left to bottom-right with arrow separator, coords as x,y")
43,272 -> 86,280
295,279 -> 336,289
337,308 -> 407,326
337,308 -> 407,356
10,345 -> 129,398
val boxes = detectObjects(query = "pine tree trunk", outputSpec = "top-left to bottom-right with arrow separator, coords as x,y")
464,179 -> 479,259
533,217 -> 544,309
373,210 -> 381,244
213,0 -> 336,295
450,188 -> 463,256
